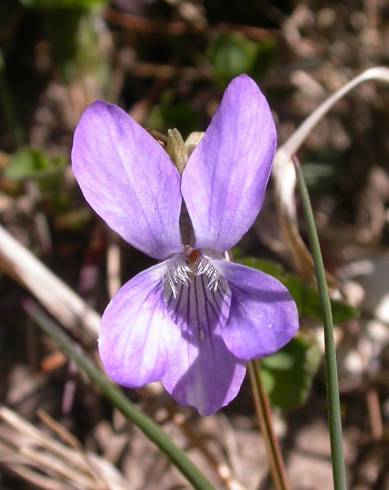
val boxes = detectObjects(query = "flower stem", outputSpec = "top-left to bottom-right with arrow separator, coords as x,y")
24,300 -> 215,490
294,158 -> 347,490
248,360 -> 290,490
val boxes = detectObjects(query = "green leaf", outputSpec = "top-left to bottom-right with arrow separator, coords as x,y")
261,335 -> 322,410
236,255 -> 358,324
207,33 -> 276,87
5,147 -> 66,181
208,33 -> 258,86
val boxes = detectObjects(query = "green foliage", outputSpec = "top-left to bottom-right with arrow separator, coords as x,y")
41,6 -> 111,86
5,147 -> 66,181
19,0 -> 107,9
237,256 -> 358,324
207,33 -> 276,87
208,33 -> 257,85
147,95 -> 200,139
19,0 -> 112,90
261,335 -> 322,410
5,148 -> 91,230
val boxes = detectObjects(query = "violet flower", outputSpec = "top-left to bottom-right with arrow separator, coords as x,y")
71,75 -> 298,415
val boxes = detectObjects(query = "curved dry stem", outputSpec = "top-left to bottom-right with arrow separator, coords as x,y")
273,66 -> 389,280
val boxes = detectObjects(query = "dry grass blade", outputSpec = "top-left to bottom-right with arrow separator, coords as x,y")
0,453 -> 71,490
0,405 -> 130,490
107,233 -> 121,299
0,223 -> 100,341
37,408 -> 112,484
273,66 -> 389,280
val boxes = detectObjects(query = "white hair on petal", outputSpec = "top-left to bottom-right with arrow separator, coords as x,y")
196,256 -> 221,291
165,257 -> 191,298
164,253 -> 226,300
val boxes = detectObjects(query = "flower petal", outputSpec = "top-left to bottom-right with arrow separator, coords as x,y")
99,261 -> 181,387
214,260 -> 299,360
162,333 -> 246,416
72,101 -> 182,259
181,75 -> 276,251
162,260 -> 245,415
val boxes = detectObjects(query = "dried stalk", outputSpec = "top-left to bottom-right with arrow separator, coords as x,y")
0,223 -> 99,342
273,66 -> 389,280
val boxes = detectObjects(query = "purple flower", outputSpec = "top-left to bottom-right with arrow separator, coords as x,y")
71,75 -> 298,415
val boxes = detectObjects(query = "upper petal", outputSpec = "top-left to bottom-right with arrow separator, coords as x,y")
72,101 -> 182,259
214,261 -> 299,360
99,261 -> 181,387
181,75 -> 276,251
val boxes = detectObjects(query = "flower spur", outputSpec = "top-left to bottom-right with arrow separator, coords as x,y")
71,74 -> 298,415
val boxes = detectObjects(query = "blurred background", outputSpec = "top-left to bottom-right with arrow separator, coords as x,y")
0,1 -> 388,489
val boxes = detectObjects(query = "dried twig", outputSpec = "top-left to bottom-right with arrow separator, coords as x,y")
0,405 -> 129,490
366,387 -> 384,441
0,223 -> 100,342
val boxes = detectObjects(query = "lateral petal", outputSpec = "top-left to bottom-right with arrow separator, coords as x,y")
182,75 -> 276,251
72,101 -> 182,259
99,261 -> 181,387
214,260 -> 299,360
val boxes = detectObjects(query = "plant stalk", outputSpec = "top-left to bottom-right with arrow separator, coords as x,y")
294,158 -> 347,490
25,300 -> 215,490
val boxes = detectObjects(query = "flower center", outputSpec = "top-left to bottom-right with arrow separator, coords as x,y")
164,249 -> 223,298
163,250 -> 231,340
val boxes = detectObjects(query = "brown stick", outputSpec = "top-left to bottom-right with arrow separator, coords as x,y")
248,360 -> 291,490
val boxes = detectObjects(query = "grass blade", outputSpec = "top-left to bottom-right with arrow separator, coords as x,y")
294,158 -> 347,490
24,300 -> 215,490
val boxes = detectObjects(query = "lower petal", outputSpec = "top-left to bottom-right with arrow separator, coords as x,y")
99,261 -> 180,387
162,332 -> 246,416
214,261 -> 299,360
162,256 -> 245,415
